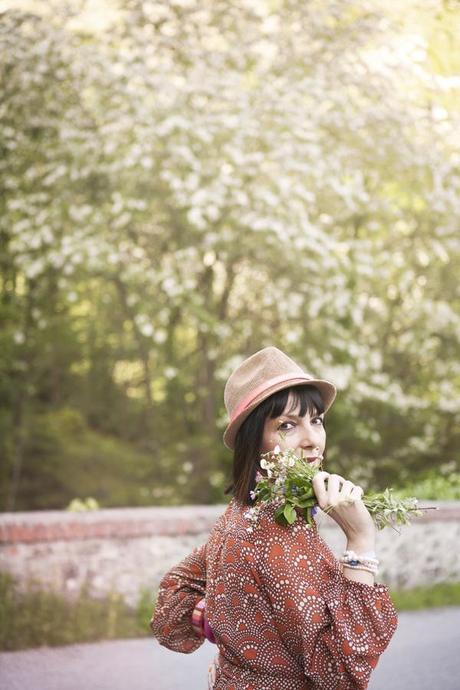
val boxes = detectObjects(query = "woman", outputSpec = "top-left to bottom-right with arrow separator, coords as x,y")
150,347 -> 398,689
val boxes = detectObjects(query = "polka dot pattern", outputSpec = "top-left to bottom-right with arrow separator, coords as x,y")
151,499 -> 398,689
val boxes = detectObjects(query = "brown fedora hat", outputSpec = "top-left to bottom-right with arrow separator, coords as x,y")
223,346 -> 336,450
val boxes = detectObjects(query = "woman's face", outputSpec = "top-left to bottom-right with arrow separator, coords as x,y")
259,392 -> 326,468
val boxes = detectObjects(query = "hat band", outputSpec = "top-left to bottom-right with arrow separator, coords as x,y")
229,373 -> 313,425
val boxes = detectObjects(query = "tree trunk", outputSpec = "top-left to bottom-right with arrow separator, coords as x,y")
6,278 -> 34,511
112,275 -> 154,414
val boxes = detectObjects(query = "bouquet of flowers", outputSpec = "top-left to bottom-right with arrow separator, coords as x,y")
244,446 -> 434,533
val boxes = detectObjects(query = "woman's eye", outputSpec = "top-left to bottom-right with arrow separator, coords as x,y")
312,417 -> 324,426
277,421 -> 294,431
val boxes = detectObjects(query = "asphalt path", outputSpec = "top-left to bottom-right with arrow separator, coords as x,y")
1,607 -> 459,690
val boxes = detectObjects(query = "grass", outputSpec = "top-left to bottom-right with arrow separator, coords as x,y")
390,580 -> 460,610
0,572 -> 154,651
1,572 -> 460,651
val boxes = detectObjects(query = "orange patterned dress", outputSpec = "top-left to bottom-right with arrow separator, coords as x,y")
151,498 -> 398,689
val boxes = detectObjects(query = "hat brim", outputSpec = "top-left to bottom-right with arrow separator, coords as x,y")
223,377 -> 336,450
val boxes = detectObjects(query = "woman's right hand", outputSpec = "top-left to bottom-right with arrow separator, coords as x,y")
312,471 -> 376,551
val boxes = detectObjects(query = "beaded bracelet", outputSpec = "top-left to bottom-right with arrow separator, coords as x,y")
343,563 -> 378,575
340,552 -> 379,567
339,550 -> 380,575
341,549 -> 379,564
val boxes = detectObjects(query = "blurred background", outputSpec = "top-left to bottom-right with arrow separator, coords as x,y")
1,0 -> 460,514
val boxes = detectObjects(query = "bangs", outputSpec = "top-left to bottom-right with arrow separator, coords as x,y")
263,384 -> 325,420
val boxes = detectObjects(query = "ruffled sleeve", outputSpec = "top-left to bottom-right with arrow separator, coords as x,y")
258,517 -> 398,689
150,542 -> 207,654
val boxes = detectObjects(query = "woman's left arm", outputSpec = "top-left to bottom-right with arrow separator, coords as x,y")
150,542 -> 207,653
261,522 -> 398,690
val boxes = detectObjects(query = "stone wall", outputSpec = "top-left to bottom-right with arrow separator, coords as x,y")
1,502 -> 459,607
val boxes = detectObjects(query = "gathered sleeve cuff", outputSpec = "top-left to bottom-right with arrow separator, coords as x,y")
150,542 -> 207,654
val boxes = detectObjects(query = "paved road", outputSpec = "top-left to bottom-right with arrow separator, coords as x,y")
1,607 -> 459,690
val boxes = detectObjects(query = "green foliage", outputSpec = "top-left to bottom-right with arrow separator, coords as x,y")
1,0 -> 459,509
0,406 -> 231,510
390,581 -> 460,611
396,470 -> 460,501
0,408 -> 170,510
362,488 -> 421,531
0,572 -> 153,651
136,588 -> 157,635
66,497 -> 100,511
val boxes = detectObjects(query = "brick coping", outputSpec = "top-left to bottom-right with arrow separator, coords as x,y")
0,502 -> 458,544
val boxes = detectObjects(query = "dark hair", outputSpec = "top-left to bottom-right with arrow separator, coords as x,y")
224,384 -> 326,506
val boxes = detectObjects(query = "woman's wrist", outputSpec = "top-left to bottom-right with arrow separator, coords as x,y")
346,533 -> 376,555
341,564 -> 375,585
346,543 -> 376,558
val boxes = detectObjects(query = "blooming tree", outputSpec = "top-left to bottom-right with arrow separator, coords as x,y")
1,0 -> 459,507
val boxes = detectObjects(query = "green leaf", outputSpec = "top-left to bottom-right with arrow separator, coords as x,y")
283,503 -> 297,524
274,512 -> 289,526
297,495 -> 316,507
274,503 -> 286,520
